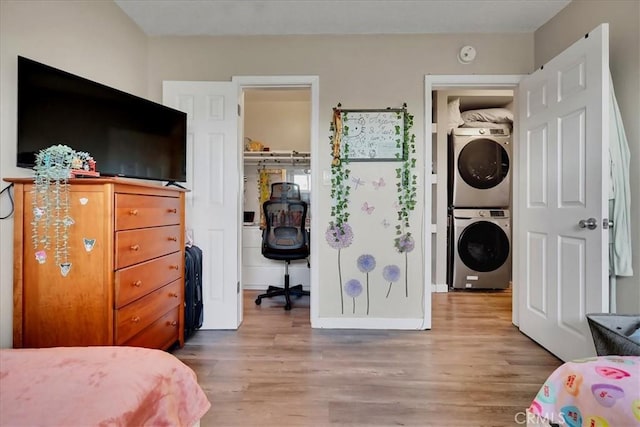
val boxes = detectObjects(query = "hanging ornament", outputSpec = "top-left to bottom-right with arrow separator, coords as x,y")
31,144 -> 84,275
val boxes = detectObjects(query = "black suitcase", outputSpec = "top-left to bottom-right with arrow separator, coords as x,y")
184,245 -> 203,339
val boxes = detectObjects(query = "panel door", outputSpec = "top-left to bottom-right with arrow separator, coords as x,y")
163,81 -> 241,330
517,24 -> 610,361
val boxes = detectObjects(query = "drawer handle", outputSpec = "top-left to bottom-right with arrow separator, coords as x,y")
168,320 -> 178,327
168,236 -> 178,242
131,316 -> 141,323
170,264 -> 179,270
132,280 -> 142,288
167,208 -> 178,214
129,209 -> 139,216
130,244 -> 140,251
169,292 -> 179,298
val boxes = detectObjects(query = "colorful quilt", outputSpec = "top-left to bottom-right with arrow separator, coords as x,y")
529,356 -> 640,426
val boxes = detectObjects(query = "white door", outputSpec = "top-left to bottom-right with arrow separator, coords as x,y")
163,81 -> 242,329
517,24 -> 609,361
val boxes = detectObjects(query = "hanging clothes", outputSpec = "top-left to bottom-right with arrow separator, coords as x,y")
608,72 -> 633,278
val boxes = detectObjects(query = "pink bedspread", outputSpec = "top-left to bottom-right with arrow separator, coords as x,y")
0,346 -> 210,426
529,356 -> 640,426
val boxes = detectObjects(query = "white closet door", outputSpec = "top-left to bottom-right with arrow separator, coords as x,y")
164,81 -> 242,330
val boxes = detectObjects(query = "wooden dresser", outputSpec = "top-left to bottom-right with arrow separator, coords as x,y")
7,178 -> 186,350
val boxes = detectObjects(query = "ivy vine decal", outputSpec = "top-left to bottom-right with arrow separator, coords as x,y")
394,106 -> 417,297
326,104 -> 353,315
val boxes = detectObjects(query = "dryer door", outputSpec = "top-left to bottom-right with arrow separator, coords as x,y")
457,221 -> 509,272
457,138 -> 509,190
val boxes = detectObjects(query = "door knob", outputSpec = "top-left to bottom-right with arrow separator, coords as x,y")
578,218 -> 598,230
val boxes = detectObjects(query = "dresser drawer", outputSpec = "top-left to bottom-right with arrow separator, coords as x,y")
115,252 -> 183,308
115,194 -> 181,231
115,225 -> 182,269
115,280 -> 182,345
121,307 -> 180,350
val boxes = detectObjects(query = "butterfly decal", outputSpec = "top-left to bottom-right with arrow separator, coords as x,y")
372,177 -> 386,190
381,219 -> 390,228
361,202 -> 375,215
351,176 -> 365,190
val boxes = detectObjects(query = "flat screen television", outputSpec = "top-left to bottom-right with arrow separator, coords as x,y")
17,56 -> 187,183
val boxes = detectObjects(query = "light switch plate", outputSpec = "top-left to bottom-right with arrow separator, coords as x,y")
323,170 -> 331,186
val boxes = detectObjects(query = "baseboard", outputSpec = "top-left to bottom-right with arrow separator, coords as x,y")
243,284 -> 311,291
312,317 -> 429,330
431,283 -> 449,293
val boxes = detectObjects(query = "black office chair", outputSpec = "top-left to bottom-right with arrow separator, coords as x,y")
255,183 -> 310,310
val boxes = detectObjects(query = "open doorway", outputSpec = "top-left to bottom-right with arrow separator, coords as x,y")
425,75 -> 523,326
435,89 -> 514,294
235,78 -> 318,320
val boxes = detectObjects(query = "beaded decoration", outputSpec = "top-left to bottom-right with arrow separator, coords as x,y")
31,144 -> 76,270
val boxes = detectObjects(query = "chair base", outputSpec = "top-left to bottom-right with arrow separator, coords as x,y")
255,274 -> 309,310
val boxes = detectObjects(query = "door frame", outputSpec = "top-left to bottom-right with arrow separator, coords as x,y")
232,75 -> 320,323
424,74 -> 524,326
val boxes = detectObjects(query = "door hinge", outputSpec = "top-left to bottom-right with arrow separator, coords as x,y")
237,104 -> 241,117
237,281 -> 240,293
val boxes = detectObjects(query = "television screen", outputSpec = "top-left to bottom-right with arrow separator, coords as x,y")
17,56 -> 187,182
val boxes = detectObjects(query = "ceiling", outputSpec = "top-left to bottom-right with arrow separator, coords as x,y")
114,0 -> 571,37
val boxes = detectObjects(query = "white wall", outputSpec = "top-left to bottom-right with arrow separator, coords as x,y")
146,33 -> 534,320
534,0 -> 640,313
0,0 -> 148,347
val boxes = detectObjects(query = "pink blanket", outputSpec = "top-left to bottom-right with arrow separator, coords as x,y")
0,346 -> 210,426
529,356 -> 640,426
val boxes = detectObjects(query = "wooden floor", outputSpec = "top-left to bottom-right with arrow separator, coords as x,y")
172,290 -> 562,426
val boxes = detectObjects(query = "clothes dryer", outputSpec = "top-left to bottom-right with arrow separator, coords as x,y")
451,208 -> 511,289
451,128 -> 511,208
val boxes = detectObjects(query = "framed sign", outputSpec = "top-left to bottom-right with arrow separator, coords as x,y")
334,108 -> 406,162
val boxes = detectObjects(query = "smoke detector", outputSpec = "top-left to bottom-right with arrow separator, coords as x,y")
458,45 -> 476,64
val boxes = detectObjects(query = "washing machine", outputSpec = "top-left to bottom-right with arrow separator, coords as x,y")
451,128 -> 511,208
451,208 -> 511,289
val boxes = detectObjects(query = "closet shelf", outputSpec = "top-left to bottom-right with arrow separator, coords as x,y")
244,150 -> 310,166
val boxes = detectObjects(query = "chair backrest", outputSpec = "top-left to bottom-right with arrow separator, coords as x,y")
262,199 -> 309,261
270,182 -> 301,201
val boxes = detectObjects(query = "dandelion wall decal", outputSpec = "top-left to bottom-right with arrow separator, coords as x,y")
394,233 -> 415,297
357,254 -> 376,315
382,264 -> 401,298
344,278 -> 363,314
325,223 -> 354,314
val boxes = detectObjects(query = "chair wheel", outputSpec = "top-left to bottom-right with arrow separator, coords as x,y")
284,303 -> 291,310
255,298 -> 262,305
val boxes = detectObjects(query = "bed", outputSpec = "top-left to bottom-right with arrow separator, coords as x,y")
526,356 -> 640,426
0,346 -> 211,426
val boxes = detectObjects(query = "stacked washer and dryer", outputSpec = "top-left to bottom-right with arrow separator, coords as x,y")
449,127 -> 512,290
